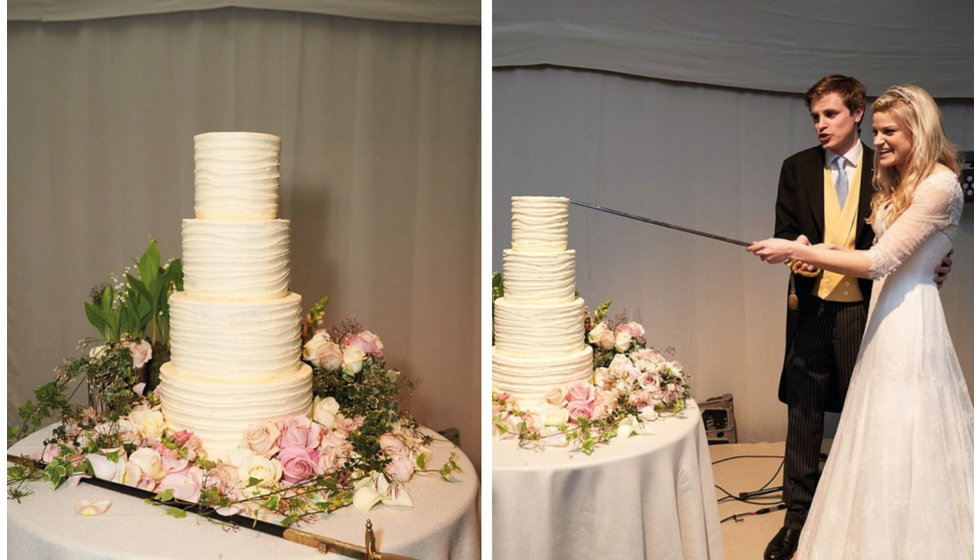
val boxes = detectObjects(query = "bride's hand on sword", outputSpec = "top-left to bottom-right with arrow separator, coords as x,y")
747,237 -> 800,264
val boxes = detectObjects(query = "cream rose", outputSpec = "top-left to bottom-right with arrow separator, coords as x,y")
128,408 -> 166,441
242,421 -> 281,457
302,330 -> 332,365
312,396 -> 341,430
342,346 -> 366,375
236,451 -> 283,490
588,322 -> 616,350
614,329 -> 633,353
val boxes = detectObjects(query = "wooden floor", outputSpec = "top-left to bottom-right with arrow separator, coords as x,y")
709,441 -> 791,560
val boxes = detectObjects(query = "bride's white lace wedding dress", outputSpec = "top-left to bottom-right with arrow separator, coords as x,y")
796,168 -> 973,559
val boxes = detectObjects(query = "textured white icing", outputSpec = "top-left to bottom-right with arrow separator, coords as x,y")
493,297 -> 587,357
181,218 -> 290,300
168,292 -> 304,380
159,362 -> 312,460
510,196 -> 569,252
502,249 -> 576,303
194,132 -> 281,220
161,131 -> 313,458
492,195 -> 593,408
492,346 -> 594,407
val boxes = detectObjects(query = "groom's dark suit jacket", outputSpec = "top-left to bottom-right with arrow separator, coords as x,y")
773,143 -> 876,412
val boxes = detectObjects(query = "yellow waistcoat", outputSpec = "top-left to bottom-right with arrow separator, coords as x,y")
815,154 -> 863,302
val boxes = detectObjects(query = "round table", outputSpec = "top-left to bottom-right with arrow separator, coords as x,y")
8,425 -> 480,560
492,402 -> 724,559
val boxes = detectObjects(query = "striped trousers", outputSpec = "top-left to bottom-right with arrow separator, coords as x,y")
781,299 -> 867,530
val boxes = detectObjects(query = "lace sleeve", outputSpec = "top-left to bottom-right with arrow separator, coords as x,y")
867,172 -> 963,279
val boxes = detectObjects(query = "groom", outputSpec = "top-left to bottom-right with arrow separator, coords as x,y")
764,74 -> 951,560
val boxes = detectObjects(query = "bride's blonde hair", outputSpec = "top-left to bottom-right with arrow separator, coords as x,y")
869,84 -> 960,227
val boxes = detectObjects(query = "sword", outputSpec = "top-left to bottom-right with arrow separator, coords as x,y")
7,454 -> 416,560
569,199 -> 751,247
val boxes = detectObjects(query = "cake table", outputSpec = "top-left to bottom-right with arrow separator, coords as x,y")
492,401 -> 723,559
8,425 -> 480,560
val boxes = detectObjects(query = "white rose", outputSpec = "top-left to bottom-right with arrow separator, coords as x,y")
128,408 -> 166,441
342,346 -> 366,375
312,396 -> 341,429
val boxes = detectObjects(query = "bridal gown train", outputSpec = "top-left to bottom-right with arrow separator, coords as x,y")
796,169 -> 973,559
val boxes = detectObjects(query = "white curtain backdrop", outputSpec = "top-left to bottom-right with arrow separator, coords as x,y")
494,0 -> 973,98
492,66 -> 973,443
7,7 -> 482,471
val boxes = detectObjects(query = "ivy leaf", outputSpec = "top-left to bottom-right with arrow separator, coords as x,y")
155,488 -> 175,502
261,493 -> 281,511
164,507 -> 187,519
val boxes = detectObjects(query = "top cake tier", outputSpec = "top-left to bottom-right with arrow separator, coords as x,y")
194,132 -> 282,220
510,196 -> 569,252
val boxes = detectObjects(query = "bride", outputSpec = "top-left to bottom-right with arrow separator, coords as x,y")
749,84 -> 973,559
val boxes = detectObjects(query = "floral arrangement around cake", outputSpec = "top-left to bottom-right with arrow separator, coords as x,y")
491,274 -> 692,454
8,240 -> 460,525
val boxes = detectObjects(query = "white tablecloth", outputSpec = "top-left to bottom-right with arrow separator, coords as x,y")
8,425 -> 480,560
492,402 -> 724,560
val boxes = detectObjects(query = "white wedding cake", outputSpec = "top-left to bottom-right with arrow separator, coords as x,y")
492,196 -> 593,407
159,132 -> 313,458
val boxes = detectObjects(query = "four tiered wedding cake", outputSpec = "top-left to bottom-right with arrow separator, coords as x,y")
492,196 -> 593,408
159,132 -> 313,459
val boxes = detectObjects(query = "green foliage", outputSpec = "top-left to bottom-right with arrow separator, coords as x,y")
83,238 -> 182,344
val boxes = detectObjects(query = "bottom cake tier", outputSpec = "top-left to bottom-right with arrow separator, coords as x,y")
492,344 -> 594,408
158,362 -> 313,460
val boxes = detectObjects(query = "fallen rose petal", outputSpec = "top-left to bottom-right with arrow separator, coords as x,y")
74,500 -> 112,516
351,485 -> 384,511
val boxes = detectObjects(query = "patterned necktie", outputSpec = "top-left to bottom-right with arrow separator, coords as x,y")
833,156 -> 849,208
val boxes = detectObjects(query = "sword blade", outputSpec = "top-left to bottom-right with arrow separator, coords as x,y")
569,199 -> 751,247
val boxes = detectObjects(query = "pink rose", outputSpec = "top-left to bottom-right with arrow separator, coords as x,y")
623,321 -> 645,339
347,330 -> 384,355
37,443 -> 61,463
125,339 -> 153,369
279,416 -> 322,450
566,400 -> 594,424
384,456 -> 415,482
379,434 -> 408,456
609,354 -> 640,380
278,446 -> 322,484
317,341 -> 344,371
566,381 -> 596,404
335,414 -> 363,434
